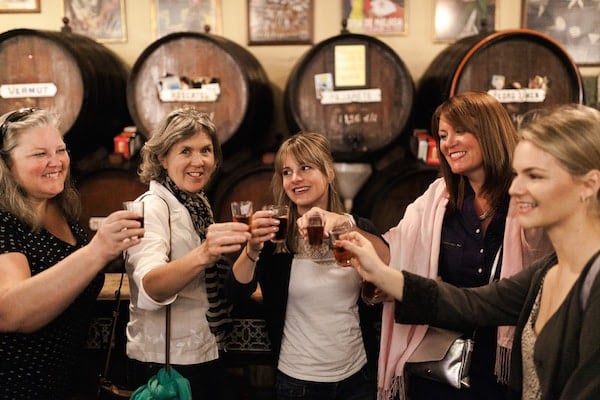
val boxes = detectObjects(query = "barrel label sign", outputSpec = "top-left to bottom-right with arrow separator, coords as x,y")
488,88 -> 546,103
321,88 -> 382,104
0,83 -> 57,98
159,84 -> 220,102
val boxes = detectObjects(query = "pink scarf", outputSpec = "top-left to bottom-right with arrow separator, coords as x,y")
378,178 -> 551,399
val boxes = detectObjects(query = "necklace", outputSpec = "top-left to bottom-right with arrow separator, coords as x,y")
478,208 -> 493,221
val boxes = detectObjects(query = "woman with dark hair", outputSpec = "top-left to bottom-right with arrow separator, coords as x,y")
364,92 -> 551,399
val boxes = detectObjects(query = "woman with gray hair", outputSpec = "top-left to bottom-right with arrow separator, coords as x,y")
124,108 -> 248,399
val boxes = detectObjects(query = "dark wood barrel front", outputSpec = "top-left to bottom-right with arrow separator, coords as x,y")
127,32 -> 273,156
0,28 -> 131,162
208,159 -> 275,223
284,33 -> 414,162
76,168 -> 147,242
414,29 -> 583,130
353,159 -> 440,234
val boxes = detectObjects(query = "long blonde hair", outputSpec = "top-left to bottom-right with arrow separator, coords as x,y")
272,132 -> 344,253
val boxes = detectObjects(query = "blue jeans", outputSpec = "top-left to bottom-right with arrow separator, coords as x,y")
275,364 -> 376,400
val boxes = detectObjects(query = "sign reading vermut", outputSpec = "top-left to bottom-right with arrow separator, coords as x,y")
487,88 -> 546,103
0,83 -> 57,98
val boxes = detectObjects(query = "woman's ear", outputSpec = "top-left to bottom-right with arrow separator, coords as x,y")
581,169 -> 600,201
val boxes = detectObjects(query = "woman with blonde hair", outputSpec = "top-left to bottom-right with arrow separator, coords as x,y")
228,132 -> 388,400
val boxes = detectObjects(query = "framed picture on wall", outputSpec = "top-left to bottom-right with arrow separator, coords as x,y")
342,0 -> 407,35
247,0 -> 313,45
152,0 -> 222,38
522,0 -> 600,65
63,0 -> 126,42
434,0 -> 497,42
0,0 -> 39,13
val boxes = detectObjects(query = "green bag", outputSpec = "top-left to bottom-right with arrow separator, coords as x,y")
130,366 -> 192,400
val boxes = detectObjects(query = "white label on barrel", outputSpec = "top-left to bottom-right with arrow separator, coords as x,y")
320,88 -> 382,104
159,84 -> 220,102
487,89 -> 546,103
0,83 -> 57,98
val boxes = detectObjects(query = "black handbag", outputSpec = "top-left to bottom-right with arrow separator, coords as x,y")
404,327 -> 474,388
404,246 -> 502,389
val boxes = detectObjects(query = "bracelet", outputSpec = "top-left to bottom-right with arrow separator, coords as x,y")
246,246 -> 259,263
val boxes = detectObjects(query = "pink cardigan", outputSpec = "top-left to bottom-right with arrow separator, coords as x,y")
378,178 -> 551,399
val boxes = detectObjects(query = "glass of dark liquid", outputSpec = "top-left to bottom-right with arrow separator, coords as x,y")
123,201 -> 144,238
231,201 -> 253,227
307,213 -> 324,246
361,280 -> 379,306
329,223 -> 353,267
263,204 -> 289,243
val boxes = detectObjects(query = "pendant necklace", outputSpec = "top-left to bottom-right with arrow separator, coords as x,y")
478,208 -> 493,221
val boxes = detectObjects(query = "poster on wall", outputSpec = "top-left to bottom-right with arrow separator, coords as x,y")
522,0 -> 600,65
433,0 -> 496,42
152,0 -> 222,38
63,0 -> 126,42
0,0 -> 40,13
343,0 -> 406,35
247,0 -> 313,45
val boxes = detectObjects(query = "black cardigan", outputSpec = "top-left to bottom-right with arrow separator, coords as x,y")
396,251 -> 600,400
226,215 -> 383,370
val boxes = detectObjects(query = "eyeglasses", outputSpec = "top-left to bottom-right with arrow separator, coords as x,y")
0,107 -> 39,144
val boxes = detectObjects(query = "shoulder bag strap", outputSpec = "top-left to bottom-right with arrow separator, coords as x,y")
581,252 -> 600,310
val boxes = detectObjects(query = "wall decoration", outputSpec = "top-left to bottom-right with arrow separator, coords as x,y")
63,0 -> 126,42
522,0 -> 600,65
434,0 -> 496,42
0,0 -> 39,13
248,0 -> 313,45
342,0 -> 406,35
152,0 -> 222,38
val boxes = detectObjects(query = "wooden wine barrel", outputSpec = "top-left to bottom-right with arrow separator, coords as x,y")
127,32 -> 273,156
0,28 -> 131,162
76,168 -> 148,242
284,33 -> 415,162
414,29 -> 583,130
353,159 -> 440,234
208,157 -> 275,223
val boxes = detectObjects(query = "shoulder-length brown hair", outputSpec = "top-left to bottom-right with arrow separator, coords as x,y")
271,132 -> 344,253
431,91 -> 517,211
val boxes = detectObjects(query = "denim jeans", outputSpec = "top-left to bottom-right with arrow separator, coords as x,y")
275,364 -> 376,400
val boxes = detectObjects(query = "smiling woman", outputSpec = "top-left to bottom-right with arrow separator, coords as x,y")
0,108 -> 143,399
123,108 -> 250,399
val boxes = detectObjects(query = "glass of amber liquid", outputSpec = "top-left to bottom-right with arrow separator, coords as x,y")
329,223 -> 353,267
231,201 -> 253,226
